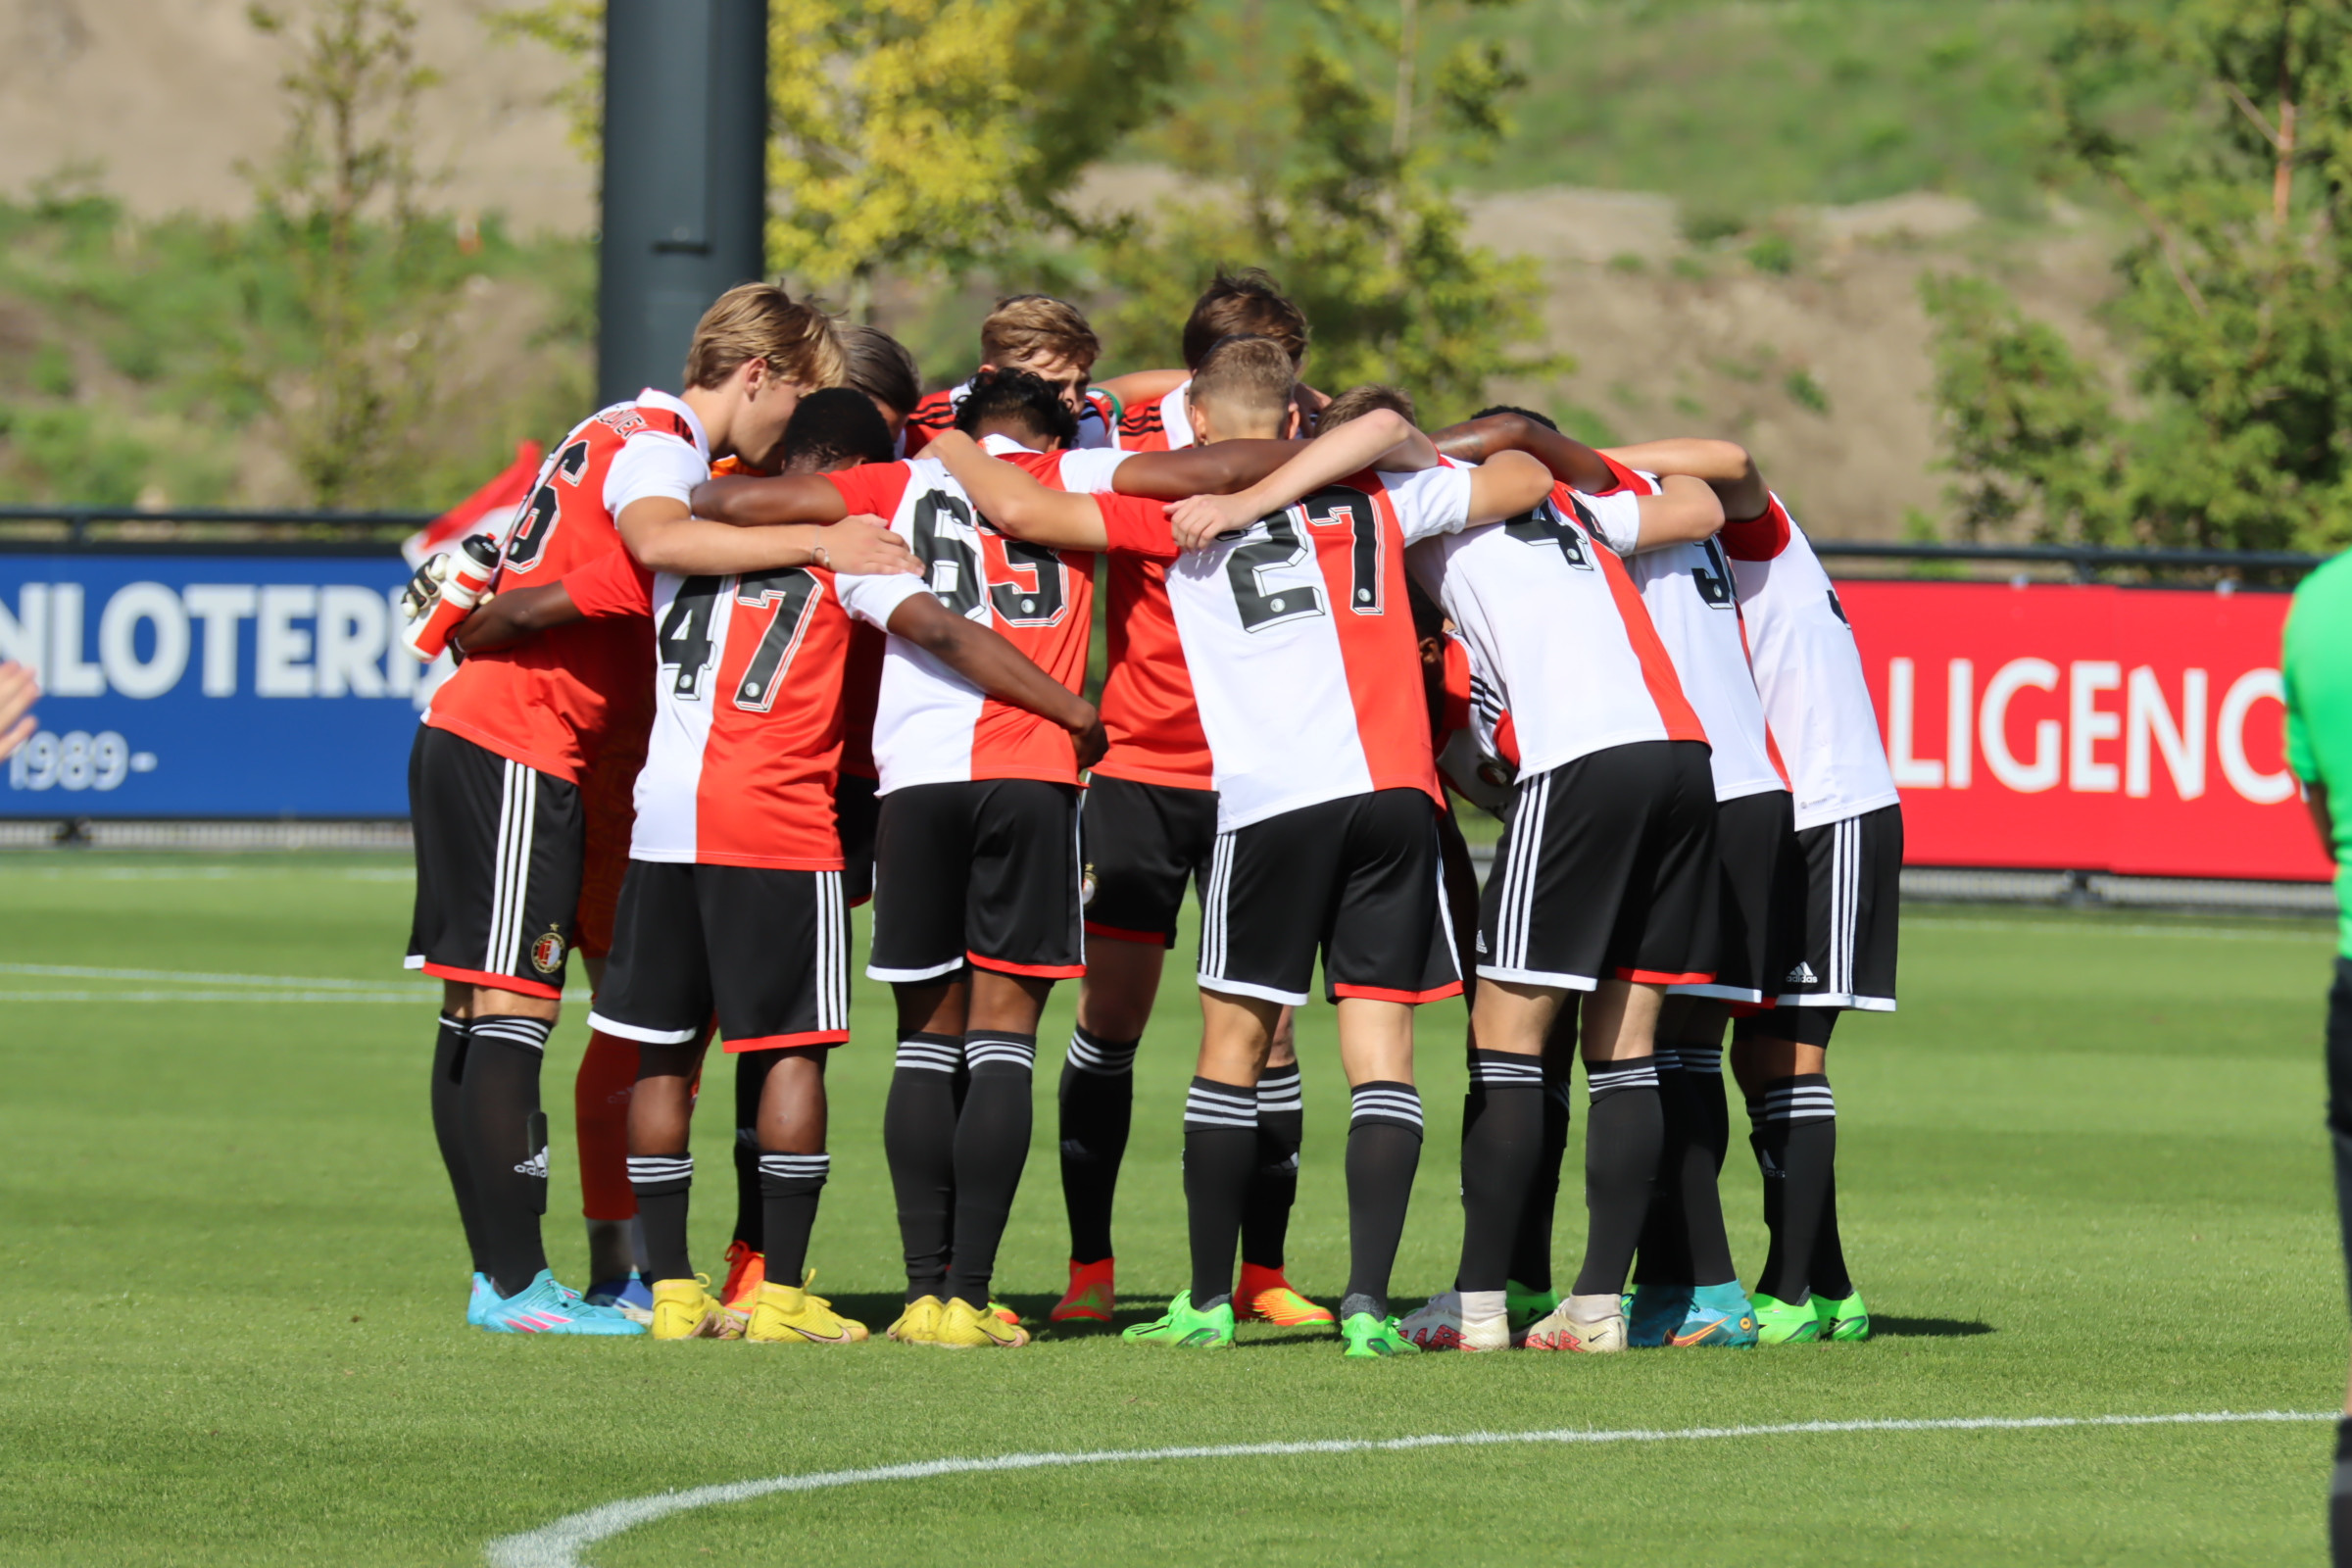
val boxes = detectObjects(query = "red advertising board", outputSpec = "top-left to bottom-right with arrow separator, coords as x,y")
1836,579 -> 2327,882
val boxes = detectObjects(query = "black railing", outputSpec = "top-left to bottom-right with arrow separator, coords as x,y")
0,505 -> 437,556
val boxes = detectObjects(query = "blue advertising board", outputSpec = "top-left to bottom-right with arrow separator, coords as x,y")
0,554 -> 431,817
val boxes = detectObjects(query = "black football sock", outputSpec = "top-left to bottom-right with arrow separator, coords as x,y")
462,1016 -> 553,1298
883,1032 -> 963,1301
733,1050 -> 780,1251
758,1152 -> 829,1284
626,1152 -> 694,1283
1811,1170 -> 1854,1299
1673,1044 -> 1739,1287
1057,1025 -> 1137,1265
429,1014 -> 488,1272
1341,1081 -> 1423,1321
1631,1049 -> 1692,1287
2333,1419 -> 2352,1567
944,1032 -> 1036,1309
1457,1051 -> 1544,1294
1753,1074 -> 1837,1304
1182,1077 -> 1259,1308
1570,1056 -> 1662,1298
1506,1070 -> 1572,1293
1242,1062 -> 1304,1271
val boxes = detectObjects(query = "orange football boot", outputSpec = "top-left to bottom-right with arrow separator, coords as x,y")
1237,1262 -> 1336,1326
720,1240 -> 765,1317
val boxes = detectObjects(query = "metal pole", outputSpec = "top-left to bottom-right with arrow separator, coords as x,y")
597,0 -> 769,408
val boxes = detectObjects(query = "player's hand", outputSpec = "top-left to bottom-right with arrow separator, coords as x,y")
0,659 -> 38,760
1068,706 -> 1107,771
1166,491 -> 1262,551
814,514 -> 920,576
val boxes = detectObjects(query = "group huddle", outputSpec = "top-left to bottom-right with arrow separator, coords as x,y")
399,270 -> 1901,1356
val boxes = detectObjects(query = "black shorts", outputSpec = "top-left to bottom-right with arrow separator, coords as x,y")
835,771 -> 880,906
405,725 -> 582,1000
1673,788 -> 1802,1005
588,860 -> 852,1053
1198,788 -> 1461,1007
868,778 -> 1084,984
1476,739 -> 1719,992
1082,774 -> 1218,948
1769,803 -> 1901,1012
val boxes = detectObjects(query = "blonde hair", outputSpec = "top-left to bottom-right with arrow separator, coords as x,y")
1187,335 -> 1296,428
979,294 -> 1101,373
683,282 -> 846,391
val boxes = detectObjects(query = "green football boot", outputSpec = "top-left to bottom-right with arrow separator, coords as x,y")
1749,1291 -> 1825,1345
1339,1311 -> 1422,1358
1504,1280 -> 1560,1335
1812,1288 -> 1870,1342
1121,1290 -> 1236,1348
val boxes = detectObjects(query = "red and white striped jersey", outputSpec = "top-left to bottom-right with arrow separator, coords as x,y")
562,548 -> 924,867
901,379 -> 1119,457
1099,462 -> 1475,831
1587,458 -> 1787,804
1721,493 -> 1899,830
825,441 -> 1109,793
1115,381 -> 1197,452
1409,480 -> 1706,783
423,390 -> 703,783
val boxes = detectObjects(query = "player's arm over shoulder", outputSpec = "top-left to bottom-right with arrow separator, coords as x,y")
1109,439 -> 1302,501
1601,438 -> 1769,525
685,472 -> 853,527
924,430 -> 1110,550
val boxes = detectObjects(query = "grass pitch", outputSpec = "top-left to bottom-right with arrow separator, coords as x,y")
0,852 -> 2340,1565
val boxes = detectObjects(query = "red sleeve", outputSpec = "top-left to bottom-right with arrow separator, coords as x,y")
1591,453 -> 1653,497
900,391 -> 956,457
1719,494 -> 1792,563
563,549 -> 652,618
824,461 -> 913,519
1097,493 -> 1179,559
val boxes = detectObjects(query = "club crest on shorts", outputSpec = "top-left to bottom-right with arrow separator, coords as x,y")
530,927 -> 567,974
1080,864 -> 1098,906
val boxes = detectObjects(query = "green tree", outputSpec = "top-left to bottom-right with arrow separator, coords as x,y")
1097,0 -> 1553,421
1927,0 -> 2352,551
502,0 -> 1192,318
246,0 -> 461,507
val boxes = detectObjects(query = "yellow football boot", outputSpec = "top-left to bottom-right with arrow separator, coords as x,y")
886,1295 -> 946,1344
649,1275 -> 740,1341
933,1297 -> 1031,1348
746,1273 -> 868,1346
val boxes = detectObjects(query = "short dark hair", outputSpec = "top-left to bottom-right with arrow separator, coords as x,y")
1183,269 -> 1310,370
1318,383 -> 1418,432
953,367 -> 1079,449
1470,404 -> 1559,431
842,324 -> 922,416
780,387 -> 897,473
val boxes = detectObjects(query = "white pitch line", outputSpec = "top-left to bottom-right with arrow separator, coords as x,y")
1905,917 -> 2331,943
0,990 -> 429,1004
0,962 -> 426,990
483,1409 -> 2332,1568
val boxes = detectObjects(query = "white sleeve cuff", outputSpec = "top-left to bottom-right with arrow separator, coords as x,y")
603,432 -> 709,515
1577,489 -> 1643,556
1053,449 -> 1132,495
837,571 -> 930,629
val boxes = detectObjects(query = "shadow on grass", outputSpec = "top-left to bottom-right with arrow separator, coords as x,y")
1871,1315 -> 1995,1338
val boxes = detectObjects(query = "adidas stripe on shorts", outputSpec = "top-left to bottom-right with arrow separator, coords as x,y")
589,860 -> 853,1052
405,725 -> 583,1000
1773,802 -> 1901,1010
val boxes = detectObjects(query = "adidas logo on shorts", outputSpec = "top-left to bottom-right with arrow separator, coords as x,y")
1785,961 -> 1818,984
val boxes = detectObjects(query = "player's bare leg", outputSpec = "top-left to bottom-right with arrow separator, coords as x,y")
884,977 -> 967,1308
